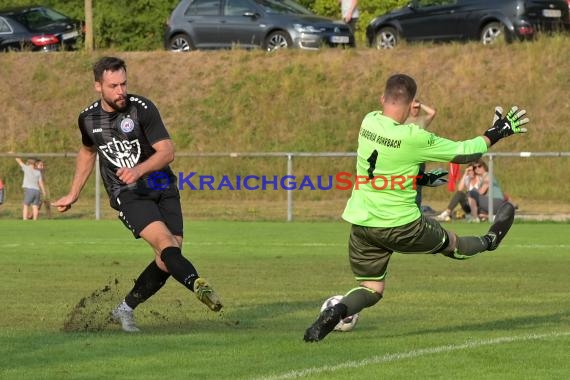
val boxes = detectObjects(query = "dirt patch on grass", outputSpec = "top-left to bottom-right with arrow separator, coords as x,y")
62,278 -> 123,332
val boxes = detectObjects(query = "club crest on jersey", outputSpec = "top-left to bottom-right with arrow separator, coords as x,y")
99,137 -> 141,168
120,117 -> 135,133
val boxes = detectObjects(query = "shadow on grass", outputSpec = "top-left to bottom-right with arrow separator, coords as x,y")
381,312 -> 568,338
138,299 -> 321,335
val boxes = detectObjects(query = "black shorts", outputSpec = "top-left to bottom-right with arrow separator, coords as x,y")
113,187 -> 183,239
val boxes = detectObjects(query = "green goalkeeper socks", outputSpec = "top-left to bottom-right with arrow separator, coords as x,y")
341,286 -> 383,316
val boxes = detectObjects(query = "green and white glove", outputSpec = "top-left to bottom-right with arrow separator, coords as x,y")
484,106 -> 529,146
417,168 -> 448,187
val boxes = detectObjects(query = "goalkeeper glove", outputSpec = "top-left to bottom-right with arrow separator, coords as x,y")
492,106 -> 503,125
484,106 -> 529,146
417,168 -> 448,187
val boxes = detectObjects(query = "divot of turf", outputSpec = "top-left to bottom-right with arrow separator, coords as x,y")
62,278 -> 122,332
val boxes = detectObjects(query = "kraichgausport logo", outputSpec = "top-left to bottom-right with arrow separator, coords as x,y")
146,171 -> 171,190
146,171 -> 423,191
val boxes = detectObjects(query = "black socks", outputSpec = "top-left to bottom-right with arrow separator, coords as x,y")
125,260 -> 170,309
160,246 -> 199,292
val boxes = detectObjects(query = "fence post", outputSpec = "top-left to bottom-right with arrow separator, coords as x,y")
287,153 -> 293,222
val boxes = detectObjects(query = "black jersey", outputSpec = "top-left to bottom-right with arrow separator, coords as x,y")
79,94 -> 176,199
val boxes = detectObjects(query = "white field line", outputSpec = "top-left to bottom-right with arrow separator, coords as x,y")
255,331 -> 570,380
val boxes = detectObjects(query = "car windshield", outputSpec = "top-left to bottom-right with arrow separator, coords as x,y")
253,0 -> 313,15
11,8 -> 70,31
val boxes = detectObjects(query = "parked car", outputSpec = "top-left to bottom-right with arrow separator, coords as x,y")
164,0 -> 355,52
0,5 -> 82,52
366,0 -> 570,49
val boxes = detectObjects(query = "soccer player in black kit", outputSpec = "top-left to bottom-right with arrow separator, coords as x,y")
53,56 -> 222,332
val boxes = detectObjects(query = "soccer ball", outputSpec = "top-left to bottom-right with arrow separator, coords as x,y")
320,295 -> 359,332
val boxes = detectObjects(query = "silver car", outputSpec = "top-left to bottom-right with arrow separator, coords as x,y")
164,0 -> 355,51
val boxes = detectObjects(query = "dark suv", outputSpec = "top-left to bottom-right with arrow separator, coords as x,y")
366,0 -> 570,49
164,0 -> 355,52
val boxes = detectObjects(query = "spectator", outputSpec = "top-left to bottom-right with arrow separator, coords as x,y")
15,157 -> 46,220
0,176 -> 4,205
406,99 -> 437,129
340,0 -> 359,35
467,159 -> 508,222
406,99 -> 437,209
34,160 -> 51,218
435,162 -> 482,221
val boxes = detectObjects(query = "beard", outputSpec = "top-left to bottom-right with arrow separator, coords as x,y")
104,95 -> 128,112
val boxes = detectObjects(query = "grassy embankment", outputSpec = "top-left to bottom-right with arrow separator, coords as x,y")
0,35 -> 569,220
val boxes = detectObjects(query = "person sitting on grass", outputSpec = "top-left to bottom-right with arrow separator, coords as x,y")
436,162 -> 482,221
406,99 -> 437,209
467,159 -> 511,222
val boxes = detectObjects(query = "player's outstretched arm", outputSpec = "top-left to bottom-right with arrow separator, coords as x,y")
483,106 -> 529,146
52,145 -> 97,212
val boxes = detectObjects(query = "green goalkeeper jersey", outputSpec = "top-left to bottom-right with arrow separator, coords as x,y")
342,111 -> 488,227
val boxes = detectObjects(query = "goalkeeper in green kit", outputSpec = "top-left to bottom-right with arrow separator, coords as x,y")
304,73 -> 529,343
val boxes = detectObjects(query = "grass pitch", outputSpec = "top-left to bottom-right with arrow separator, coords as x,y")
0,219 -> 568,379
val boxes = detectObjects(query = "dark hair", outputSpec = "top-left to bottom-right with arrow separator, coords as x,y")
474,159 -> 488,171
93,56 -> 127,82
384,74 -> 417,104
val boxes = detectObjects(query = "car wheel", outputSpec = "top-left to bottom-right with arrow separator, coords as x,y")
480,22 -> 504,45
169,34 -> 194,52
264,31 -> 292,52
374,27 -> 398,49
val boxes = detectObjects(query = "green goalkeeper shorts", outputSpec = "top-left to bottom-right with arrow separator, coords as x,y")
348,215 -> 448,281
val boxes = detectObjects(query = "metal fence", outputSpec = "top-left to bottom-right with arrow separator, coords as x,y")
2,151 -> 568,222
